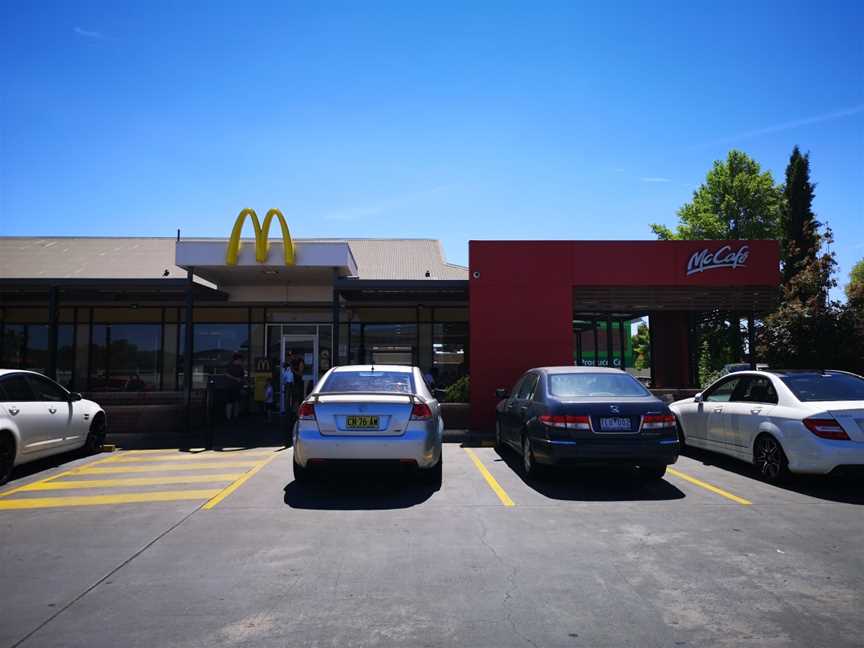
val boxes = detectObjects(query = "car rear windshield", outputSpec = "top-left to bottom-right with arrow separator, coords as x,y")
321,370 -> 415,394
548,373 -> 650,398
780,372 -> 864,402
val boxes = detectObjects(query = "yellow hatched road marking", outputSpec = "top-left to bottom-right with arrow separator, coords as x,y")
111,453 -> 274,463
72,461 -> 261,474
667,467 -> 752,506
203,453 -> 281,509
0,453 -> 126,499
15,474 -> 245,491
464,448 -> 515,507
0,489 -> 222,510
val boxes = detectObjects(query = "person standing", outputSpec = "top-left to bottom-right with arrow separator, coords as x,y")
280,359 -> 294,416
225,353 -> 246,421
290,356 -> 306,412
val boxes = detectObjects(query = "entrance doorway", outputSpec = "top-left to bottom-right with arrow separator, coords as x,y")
280,334 -> 318,387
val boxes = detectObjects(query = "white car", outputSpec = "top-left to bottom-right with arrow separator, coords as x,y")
292,365 -> 444,487
0,370 -> 107,484
670,370 -> 864,482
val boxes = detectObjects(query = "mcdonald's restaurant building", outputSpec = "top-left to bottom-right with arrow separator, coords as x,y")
0,215 -> 780,432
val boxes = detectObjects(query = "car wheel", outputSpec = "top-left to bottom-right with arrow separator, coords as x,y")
675,418 -> 686,452
521,434 -> 543,479
421,453 -> 443,490
85,415 -> 107,454
292,456 -> 310,483
638,464 -> 667,481
754,434 -> 789,483
0,433 -> 15,486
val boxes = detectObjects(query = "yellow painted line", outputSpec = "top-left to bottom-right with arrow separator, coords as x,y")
203,453 -> 281,510
111,453 -> 274,463
464,448 -> 514,507
71,461 -> 261,474
0,453 -> 126,499
667,467 -> 752,506
0,489 -> 222,510
15,474 -> 245,491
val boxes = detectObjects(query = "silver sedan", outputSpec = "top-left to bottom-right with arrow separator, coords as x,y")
292,365 -> 444,486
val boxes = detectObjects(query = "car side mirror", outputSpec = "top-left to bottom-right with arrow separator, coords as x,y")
693,393 -> 703,403
495,388 -> 509,399
69,392 -> 83,402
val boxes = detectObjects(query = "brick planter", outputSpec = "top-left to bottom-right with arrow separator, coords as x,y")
440,402 -> 471,429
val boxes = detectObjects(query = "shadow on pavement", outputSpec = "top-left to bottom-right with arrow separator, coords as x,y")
106,415 -> 291,451
283,468 -> 436,510
493,446 -> 686,502
682,445 -> 864,505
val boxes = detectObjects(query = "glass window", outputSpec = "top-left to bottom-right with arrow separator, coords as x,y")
432,322 -> 467,388
732,376 -> 778,404
780,372 -> 864,402
180,323 -> 249,390
704,377 -> 741,402
2,324 -> 25,367
548,372 -> 649,398
321,370 -> 414,394
57,325 -> 74,390
0,375 -> 37,401
355,323 -> 416,366
26,374 -> 68,401
91,324 -> 161,391
517,374 -> 538,399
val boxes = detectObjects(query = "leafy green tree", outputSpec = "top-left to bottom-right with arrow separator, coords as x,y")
781,147 -> 820,288
630,322 -> 651,370
846,258 -> 864,306
651,150 -> 783,241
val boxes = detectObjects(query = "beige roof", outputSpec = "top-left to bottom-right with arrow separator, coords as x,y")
0,237 -> 467,282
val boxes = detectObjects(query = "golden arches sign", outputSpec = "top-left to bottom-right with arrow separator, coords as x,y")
225,208 -> 295,266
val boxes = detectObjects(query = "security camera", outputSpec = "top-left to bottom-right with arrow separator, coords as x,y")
472,270 -> 480,279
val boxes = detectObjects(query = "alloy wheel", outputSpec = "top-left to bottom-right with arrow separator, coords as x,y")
755,436 -> 785,481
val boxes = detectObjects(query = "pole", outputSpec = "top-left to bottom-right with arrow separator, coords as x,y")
47,286 -> 59,381
618,319 -> 626,370
748,312 -> 756,370
184,268 -> 195,436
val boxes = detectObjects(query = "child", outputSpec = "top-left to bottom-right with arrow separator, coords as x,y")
264,378 -> 275,421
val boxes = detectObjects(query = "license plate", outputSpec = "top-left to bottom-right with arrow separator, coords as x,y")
599,416 -> 631,431
346,415 -> 379,429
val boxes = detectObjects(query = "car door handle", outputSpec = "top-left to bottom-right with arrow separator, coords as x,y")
49,407 -> 57,414
750,408 -> 762,414
8,407 -> 19,416
713,408 -> 723,413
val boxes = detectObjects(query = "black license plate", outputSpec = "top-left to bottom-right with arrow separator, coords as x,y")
599,416 -> 631,431
346,415 -> 379,429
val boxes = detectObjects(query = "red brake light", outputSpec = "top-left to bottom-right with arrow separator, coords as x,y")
410,402 -> 433,420
298,402 -> 316,420
642,414 -> 676,430
803,417 -> 849,440
539,415 -> 591,430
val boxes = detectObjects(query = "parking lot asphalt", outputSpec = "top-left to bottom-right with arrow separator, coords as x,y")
1,441 -> 863,648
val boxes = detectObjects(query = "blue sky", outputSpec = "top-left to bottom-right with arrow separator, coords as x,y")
1,1 -> 862,296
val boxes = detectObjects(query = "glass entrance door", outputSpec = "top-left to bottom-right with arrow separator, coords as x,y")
281,334 -> 318,390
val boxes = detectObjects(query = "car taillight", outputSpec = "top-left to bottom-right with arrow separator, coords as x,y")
410,402 -> 433,420
297,402 -> 316,420
642,414 -> 676,430
539,415 -> 591,430
803,417 -> 849,440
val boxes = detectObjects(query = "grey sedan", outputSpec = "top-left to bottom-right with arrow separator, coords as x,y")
292,365 -> 444,487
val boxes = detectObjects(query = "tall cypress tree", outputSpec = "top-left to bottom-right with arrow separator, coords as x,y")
781,146 -> 819,284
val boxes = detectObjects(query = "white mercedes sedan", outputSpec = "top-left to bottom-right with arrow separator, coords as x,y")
0,370 -> 107,484
670,370 -> 864,482
292,365 -> 444,487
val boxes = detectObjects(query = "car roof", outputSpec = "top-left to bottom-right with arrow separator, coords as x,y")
0,369 -> 42,378
529,366 -> 628,375
330,365 -> 415,373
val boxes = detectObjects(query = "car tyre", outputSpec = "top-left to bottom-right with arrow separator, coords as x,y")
292,456 -> 310,484
521,434 -> 544,480
0,433 -> 14,486
675,418 -> 686,453
638,464 -> 667,481
85,415 -> 107,454
421,453 -> 443,490
754,434 -> 789,483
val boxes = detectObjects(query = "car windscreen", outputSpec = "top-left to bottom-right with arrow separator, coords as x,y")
321,371 -> 415,394
548,373 -> 650,398
779,372 -> 864,402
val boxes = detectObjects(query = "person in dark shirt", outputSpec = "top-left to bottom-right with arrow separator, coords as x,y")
225,353 -> 245,420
